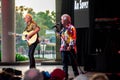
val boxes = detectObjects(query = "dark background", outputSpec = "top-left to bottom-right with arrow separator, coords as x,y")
59,0 -> 120,72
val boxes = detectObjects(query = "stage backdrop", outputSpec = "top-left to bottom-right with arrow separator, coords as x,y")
74,0 -> 89,28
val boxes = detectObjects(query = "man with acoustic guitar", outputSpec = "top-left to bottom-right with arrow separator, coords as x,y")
23,13 -> 40,68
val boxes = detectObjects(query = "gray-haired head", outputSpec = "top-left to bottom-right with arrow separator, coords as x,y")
23,68 -> 43,80
74,74 -> 88,80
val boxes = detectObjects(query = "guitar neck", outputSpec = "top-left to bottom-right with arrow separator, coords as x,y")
8,32 -> 23,36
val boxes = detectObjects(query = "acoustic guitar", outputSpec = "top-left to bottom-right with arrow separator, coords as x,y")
22,31 -> 38,45
8,31 -> 38,45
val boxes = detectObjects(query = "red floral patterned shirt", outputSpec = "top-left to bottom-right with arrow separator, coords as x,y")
60,24 -> 77,53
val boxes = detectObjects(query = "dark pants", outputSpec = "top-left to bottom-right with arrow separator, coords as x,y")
28,42 -> 38,68
61,50 -> 79,78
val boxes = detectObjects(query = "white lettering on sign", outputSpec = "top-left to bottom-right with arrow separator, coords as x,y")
74,0 -> 89,10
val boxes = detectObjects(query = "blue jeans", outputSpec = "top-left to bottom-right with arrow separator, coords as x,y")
61,50 -> 79,77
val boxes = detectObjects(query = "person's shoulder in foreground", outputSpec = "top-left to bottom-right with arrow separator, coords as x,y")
89,73 -> 109,80
74,74 -> 88,80
23,68 -> 44,80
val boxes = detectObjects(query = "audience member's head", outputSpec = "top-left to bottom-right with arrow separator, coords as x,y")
23,68 -> 43,80
74,74 -> 88,80
0,71 -> 13,80
50,68 -> 66,80
42,71 -> 51,80
89,73 -> 109,80
10,76 -> 22,80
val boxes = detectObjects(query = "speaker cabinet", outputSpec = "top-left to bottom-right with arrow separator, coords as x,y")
84,0 -> 120,72
85,21 -> 120,72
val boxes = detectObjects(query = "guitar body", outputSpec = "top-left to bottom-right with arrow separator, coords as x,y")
22,31 -> 37,45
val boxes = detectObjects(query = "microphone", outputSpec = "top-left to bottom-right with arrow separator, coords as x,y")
52,22 -> 64,32
52,23 -> 60,28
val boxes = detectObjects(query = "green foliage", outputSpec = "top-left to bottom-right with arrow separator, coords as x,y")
0,6 -> 56,61
0,52 -> 28,61
35,10 -> 55,29
16,53 -> 28,61
16,6 -> 56,35
16,6 -> 56,42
